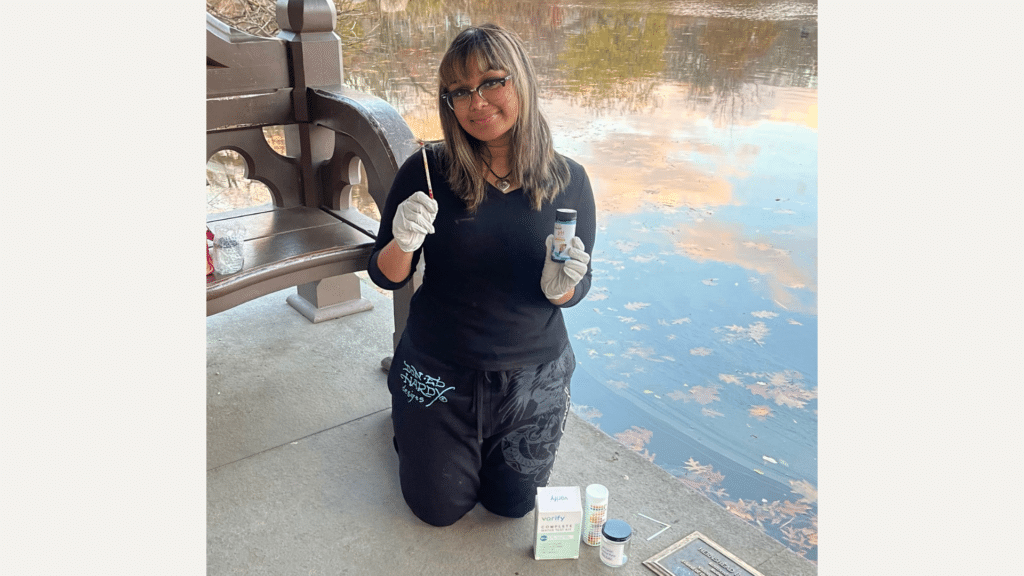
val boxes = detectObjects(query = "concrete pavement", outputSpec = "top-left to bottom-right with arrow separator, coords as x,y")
206,274 -> 816,575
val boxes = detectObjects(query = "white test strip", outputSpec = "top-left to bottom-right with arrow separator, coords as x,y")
421,146 -> 433,198
637,512 -> 672,540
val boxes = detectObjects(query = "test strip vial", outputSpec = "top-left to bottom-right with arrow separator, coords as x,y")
551,208 -> 577,262
582,484 -> 608,546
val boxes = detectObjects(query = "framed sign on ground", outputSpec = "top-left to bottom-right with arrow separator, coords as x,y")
643,531 -> 765,576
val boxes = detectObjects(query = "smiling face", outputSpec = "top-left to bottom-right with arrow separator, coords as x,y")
446,56 -> 520,147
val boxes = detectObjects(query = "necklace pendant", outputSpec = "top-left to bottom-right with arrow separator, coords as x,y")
496,179 -> 511,192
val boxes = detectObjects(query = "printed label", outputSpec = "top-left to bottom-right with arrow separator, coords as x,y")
601,541 -> 627,566
551,219 -> 576,262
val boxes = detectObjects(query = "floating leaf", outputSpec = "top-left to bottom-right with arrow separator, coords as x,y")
613,240 -> 640,253
780,500 -> 811,516
678,458 -> 726,495
688,385 -> 720,405
573,405 -> 603,422
718,374 -> 743,385
683,457 -> 710,473
724,499 -> 754,521
716,321 -> 770,346
739,370 -> 816,409
614,426 -> 653,451
789,479 -> 817,504
747,382 -> 772,398
774,393 -> 808,409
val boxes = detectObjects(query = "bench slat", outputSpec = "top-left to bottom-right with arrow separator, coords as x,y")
208,205 -> 344,242
207,89 -> 295,133
206,207 -> 375,315
237,223 -> 372,270
322,207 -> 380,239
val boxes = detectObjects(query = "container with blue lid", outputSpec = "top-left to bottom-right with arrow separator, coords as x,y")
600,519 -> 632,567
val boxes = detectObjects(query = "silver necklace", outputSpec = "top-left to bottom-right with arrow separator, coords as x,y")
483,158 -> 513,192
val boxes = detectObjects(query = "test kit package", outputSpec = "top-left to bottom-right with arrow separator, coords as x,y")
534,486 -> 583,560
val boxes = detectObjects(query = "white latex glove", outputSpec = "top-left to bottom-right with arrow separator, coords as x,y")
541,235 -> 590,301
392,191 -> 438,252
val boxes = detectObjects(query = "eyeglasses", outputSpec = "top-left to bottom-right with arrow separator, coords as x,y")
441,75 -> 512,111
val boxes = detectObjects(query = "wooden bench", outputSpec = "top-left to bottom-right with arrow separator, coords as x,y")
207,0 -> 418,349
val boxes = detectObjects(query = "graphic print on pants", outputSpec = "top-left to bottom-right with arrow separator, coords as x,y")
399,360 -> 455,407
495,346 -> 574,486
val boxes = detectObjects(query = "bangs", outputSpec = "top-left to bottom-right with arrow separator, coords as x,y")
438,27 -> 518,89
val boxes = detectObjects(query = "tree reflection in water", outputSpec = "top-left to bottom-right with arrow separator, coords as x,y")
689,18 -> 781,124
555,11 -> 668,115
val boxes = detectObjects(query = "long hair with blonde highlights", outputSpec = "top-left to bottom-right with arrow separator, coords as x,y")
435,23 -> 570,212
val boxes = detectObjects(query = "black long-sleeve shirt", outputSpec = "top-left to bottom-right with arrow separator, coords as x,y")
368,146 -> 596,371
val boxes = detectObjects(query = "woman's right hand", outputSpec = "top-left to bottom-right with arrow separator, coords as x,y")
392,191 -> 438,252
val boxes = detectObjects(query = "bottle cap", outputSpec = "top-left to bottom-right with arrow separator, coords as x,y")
602,519 -> 632,542
585,483 -> 608,505
556,208 -> 577,222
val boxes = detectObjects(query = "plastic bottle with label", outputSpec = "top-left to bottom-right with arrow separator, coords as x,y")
582,484 -> 608,546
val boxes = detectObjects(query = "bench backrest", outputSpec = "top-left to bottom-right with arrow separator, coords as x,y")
206,0 -> 418,216
207,0 -> 421,346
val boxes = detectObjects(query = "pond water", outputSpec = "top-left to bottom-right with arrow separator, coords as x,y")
341,0 -> 819,562
210,0 -> 818,561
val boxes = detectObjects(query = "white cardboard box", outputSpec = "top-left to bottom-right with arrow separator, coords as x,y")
534,486 -> 582,560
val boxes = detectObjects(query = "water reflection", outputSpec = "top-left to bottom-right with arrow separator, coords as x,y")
208,0 -> 818,561
555,11 -> 667,114
346,0 -> 818,562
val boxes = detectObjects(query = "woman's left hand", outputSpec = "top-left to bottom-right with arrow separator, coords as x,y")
540,235 -> 590,301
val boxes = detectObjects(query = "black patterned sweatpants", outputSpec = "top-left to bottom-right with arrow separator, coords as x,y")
386,332 -> 575,527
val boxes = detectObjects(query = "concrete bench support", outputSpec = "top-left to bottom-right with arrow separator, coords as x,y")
288,274 -> 372,323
